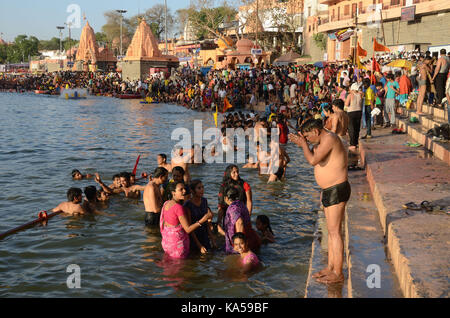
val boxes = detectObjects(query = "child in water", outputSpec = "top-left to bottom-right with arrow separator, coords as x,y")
232,232 -> 260,272
256,215 -> 275,244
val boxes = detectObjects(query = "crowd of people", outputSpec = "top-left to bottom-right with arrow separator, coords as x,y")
3,47 -> 449,283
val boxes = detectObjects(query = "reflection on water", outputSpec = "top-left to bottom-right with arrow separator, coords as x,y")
0,92 -> 319,297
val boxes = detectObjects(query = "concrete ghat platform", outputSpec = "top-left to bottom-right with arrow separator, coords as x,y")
359,129 -> 450,298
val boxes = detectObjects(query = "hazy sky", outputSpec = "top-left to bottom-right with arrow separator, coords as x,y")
0,0 -> 192,41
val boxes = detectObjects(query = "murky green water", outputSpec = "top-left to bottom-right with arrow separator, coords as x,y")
0,92 -> 319,297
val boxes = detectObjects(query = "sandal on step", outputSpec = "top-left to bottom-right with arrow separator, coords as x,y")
403,202 -> 422,210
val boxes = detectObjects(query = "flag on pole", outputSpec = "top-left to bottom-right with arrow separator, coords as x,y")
222,97 -> 233,113
357,42 -> 367,57
373,38 -> 390,52
356,55 -> 367,70
213,104 -> 218,128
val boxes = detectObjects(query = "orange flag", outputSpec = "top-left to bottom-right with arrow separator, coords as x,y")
373,38 -> 390,52
357,42 -> 367,57
222,97 -> 233,113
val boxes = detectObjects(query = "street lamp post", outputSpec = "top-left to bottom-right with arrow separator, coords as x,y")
116,10 -> 127,57
57,26 -> 65,55
165,0 -> 168,55
64,22 -> 73,62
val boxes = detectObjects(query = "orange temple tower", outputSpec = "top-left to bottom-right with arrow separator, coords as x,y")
121,19 -> 179,81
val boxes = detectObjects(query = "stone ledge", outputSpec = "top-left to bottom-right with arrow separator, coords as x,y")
359,132 -> 450,298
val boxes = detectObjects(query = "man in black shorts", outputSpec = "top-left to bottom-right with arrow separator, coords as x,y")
289,119 -> 350,284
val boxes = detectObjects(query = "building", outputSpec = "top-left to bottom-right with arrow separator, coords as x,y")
317,0 -> 450,62
231,0 -> 304,54
302,0 -> 329,61
121,20 -> 179,81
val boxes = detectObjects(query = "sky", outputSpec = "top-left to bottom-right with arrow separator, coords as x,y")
0,0 -> 192,42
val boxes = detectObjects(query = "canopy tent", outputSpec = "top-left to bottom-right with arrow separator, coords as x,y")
273,51 -> 302,66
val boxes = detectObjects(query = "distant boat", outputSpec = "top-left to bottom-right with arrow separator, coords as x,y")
60,88 -> 88,100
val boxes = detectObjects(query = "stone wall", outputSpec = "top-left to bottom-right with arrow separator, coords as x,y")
359,11 -> 450,56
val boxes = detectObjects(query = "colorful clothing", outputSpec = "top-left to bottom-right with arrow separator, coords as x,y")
160,202 -> 190,259
223,201 -> 261,254
184,198 -> 211,251
242,252 -> 260,268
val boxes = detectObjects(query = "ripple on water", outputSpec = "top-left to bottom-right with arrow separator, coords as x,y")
0,93 -> 319,297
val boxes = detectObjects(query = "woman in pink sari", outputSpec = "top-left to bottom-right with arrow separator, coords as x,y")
160,181 -> 213,259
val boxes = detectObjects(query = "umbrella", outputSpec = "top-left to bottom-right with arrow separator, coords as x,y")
313,61 -> 328,68
386,59 -> 412,70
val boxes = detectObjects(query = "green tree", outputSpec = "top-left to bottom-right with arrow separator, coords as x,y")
129,4 -> 175,41
185,1 -> 237,41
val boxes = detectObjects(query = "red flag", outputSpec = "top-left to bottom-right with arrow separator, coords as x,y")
357,42 -> 367,57
222,97 -> 233,113
372,57 -> 381,73
373,38 -> 390,52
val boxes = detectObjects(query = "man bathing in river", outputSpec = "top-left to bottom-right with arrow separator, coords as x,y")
95,172 -> 145,199
289,119 -> 350,284
143,167 -> 169,227
157,154 -> 173,172
52,187 -> 87,215
72,169 -> 93,180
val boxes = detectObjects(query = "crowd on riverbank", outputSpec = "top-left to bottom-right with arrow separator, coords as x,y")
2,49 -> 449,279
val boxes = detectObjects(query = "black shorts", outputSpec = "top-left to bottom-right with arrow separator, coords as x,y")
321,181 -> 351,208
145,212 -> 160,227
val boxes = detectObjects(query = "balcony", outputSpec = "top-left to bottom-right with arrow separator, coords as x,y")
320,0 -> 343,5
318,0 -> 450,33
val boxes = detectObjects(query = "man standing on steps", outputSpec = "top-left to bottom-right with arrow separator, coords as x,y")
289,119 -> 350,284
361,78 -> 375,139
431,49 -> 449,107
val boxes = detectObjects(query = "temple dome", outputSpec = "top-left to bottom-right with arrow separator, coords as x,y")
125,20 -> 162,60
236,38 -> 254,54
75,21 -> 99,63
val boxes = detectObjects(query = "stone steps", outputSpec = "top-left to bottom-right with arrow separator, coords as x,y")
396,104 -> 450,165
396,117 -> 450,165
358,132 -> 450,298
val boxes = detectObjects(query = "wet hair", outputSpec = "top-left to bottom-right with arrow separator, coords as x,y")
172,166 -> 185,175
224,186 -> 241,202
112,174 -> 120,181
153,167 -> 168,179
167,181 -> 185,200
119,172 -> 130,181
300,118 -> 323,134
332,99 -> 345,110
232,232 -> 247,243
67,187 -> 82,202
96,189 -> 106,199
84,186 -> 97,202
323,105 -> 333,113
189,179 -> 203,193
256,215 -> 274,235
158,154 -> 167,161
71,169 -> 81,178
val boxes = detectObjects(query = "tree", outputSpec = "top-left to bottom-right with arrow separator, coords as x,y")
38,37 -> 61,51
185,0 -> 238,45
101,11 -> 133,48
129,4 -> 175,41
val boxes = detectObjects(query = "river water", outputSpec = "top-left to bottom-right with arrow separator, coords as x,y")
0,92 -> 320,297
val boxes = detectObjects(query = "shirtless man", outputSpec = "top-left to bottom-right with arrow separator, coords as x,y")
171,146 -> 191,184
95,172 -> 145,199
416,57 -> 433,115
143,167 -> 169,227
157,154 -> 172,172
72,169 -> 93,180
289,119 -> 350,284
52,187 -> 87,215
329,99 -> 349,147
